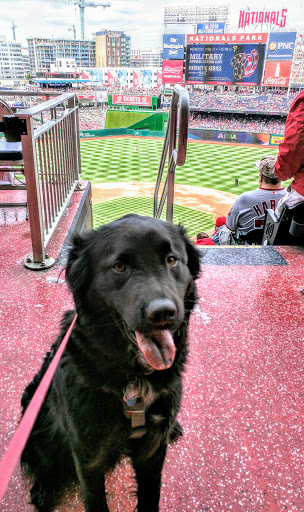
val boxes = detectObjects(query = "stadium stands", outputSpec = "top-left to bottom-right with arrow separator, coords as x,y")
19,85 -> 302,132
188,90 -> 294,114
189,112 -> 285,134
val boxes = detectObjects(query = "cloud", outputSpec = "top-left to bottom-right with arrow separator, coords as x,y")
0,0 -> 303,50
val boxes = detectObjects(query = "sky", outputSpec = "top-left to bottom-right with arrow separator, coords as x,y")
0,0 -> 303,49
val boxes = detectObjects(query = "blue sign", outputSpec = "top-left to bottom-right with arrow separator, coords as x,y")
197,23 -> 225,34
185,44 -> 266,85
267,32 -> 296,61
163,34 -> 185,60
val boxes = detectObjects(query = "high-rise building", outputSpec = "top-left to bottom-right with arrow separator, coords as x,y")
0,36 -> 24,80
95,30 -> 131,67
131,49 -> 162,68
27,38 -> 96,73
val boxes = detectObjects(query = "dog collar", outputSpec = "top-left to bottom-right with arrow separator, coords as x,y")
123,383 -> 147,439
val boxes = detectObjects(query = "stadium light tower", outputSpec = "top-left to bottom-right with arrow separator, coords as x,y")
48,0 -> 111,40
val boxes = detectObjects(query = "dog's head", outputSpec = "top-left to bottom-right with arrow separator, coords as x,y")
66,214 -> 201,372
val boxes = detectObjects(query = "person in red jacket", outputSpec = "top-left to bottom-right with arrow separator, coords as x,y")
275,90 -> 304,216
195,232 -> 216,246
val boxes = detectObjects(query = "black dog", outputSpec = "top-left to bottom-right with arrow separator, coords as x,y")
21,214 -> 201,512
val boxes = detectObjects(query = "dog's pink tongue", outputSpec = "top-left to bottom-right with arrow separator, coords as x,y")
135,330 -> 176,370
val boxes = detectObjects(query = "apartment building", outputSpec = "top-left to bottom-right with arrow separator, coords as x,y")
95,30 -> 131,67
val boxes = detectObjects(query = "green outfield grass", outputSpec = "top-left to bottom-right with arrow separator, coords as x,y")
80,137 -> 289,233
93,197 -> 214,238
80,137 -> 283,195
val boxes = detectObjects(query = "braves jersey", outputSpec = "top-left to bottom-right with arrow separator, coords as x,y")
226,187 -> 286,236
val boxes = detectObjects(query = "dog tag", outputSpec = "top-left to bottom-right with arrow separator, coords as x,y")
123,383 -> 138,406
127,397 -> 137,406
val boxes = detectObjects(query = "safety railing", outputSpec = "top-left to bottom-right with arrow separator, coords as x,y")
1,92 -> 81,269
153,84 -> 189,222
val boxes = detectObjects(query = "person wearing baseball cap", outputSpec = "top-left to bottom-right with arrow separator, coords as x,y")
211,216 -> 227,244
218,156 -> 286,245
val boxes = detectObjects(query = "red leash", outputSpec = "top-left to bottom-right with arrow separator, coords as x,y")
0,313 -> 77,504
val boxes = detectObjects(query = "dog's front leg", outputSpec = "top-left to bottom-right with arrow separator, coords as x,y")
132,442 -> 167,512
72,452 -> 109,512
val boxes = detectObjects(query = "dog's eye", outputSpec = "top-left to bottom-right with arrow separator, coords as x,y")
113,262 -> 126,273
167,255 -> 177,267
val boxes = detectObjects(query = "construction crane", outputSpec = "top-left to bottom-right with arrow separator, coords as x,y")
12,21 -> 17,41
49,0 -> 111,40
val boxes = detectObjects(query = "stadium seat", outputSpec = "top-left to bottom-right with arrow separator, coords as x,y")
237,228 -> 263,245
262,202 -> 304,246
0,99 -> 27,217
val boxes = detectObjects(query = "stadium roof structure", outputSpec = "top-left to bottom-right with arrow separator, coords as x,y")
32,78 -> 90,86
163,4 -> 229,23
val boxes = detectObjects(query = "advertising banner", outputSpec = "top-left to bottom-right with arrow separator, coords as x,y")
197,23 -> 225,34
118,70 -> 128,87
162,60 -> 184,84
81,68 -> 104,82
185,44 -> 266,85
163,34 -> 185,60
267,32 -> 296,61
112,95 -> 152,106
157,71 -> 162,88
107,70 -> 118,87
270,134 -> 284,146
188,128 -> 270,145
133,69 -> 152,88
133,70 -> 139,89
263,60 -> 292,87
187,33 -> 267,44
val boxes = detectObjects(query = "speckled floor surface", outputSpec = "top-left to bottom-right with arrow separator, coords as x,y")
0,196 -> 304,512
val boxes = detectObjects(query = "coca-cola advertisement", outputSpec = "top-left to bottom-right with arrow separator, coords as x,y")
263,61 -> 292,88
162,60 -> 184,84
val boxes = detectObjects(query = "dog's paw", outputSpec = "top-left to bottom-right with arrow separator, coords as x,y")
30,481 -> 56,512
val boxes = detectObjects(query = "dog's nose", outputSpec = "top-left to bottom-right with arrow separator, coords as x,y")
147,299 -> 177,326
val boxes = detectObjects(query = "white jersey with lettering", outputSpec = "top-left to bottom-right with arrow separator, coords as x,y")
226,187 -> 286,237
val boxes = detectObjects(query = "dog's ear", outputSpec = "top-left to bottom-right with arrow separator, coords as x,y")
65,230 -> 96,296
177,225 -> 201,279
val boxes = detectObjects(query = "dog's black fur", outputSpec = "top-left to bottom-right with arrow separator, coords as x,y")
21,214 -> 201,512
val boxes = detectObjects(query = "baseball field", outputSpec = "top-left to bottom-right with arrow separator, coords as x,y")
80,136 -> 286,238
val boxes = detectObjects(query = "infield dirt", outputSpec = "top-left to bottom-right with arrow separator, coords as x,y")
92,182 -> 236,221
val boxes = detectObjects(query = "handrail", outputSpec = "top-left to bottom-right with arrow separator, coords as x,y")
153,84 -> 189,222
0,92 -> 81,269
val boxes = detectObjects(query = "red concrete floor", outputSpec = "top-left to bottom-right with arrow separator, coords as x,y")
0,193 -> 304,512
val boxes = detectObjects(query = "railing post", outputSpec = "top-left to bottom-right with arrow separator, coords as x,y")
19,114 -> 55,270
153,85 -> 189,222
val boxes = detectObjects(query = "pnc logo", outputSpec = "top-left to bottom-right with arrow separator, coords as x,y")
269,42 -> 276,51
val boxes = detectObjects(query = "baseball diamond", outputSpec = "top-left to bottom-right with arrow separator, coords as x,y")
80,136 -> 291,237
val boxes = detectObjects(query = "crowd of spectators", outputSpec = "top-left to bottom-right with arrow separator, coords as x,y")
189,112 -> 285,134
188,89 -> 295,114
79,107 -> 106,131
20,84 -> 302,133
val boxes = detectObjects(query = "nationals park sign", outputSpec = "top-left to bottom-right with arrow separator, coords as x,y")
112,95 -> 152,106
187,33 -> 268,44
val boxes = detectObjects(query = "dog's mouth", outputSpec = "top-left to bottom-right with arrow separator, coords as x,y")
134,330 -> 176,371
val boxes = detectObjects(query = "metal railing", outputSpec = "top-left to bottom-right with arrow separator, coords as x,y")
1,92 -> 81,269
153,84 -> 189,222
